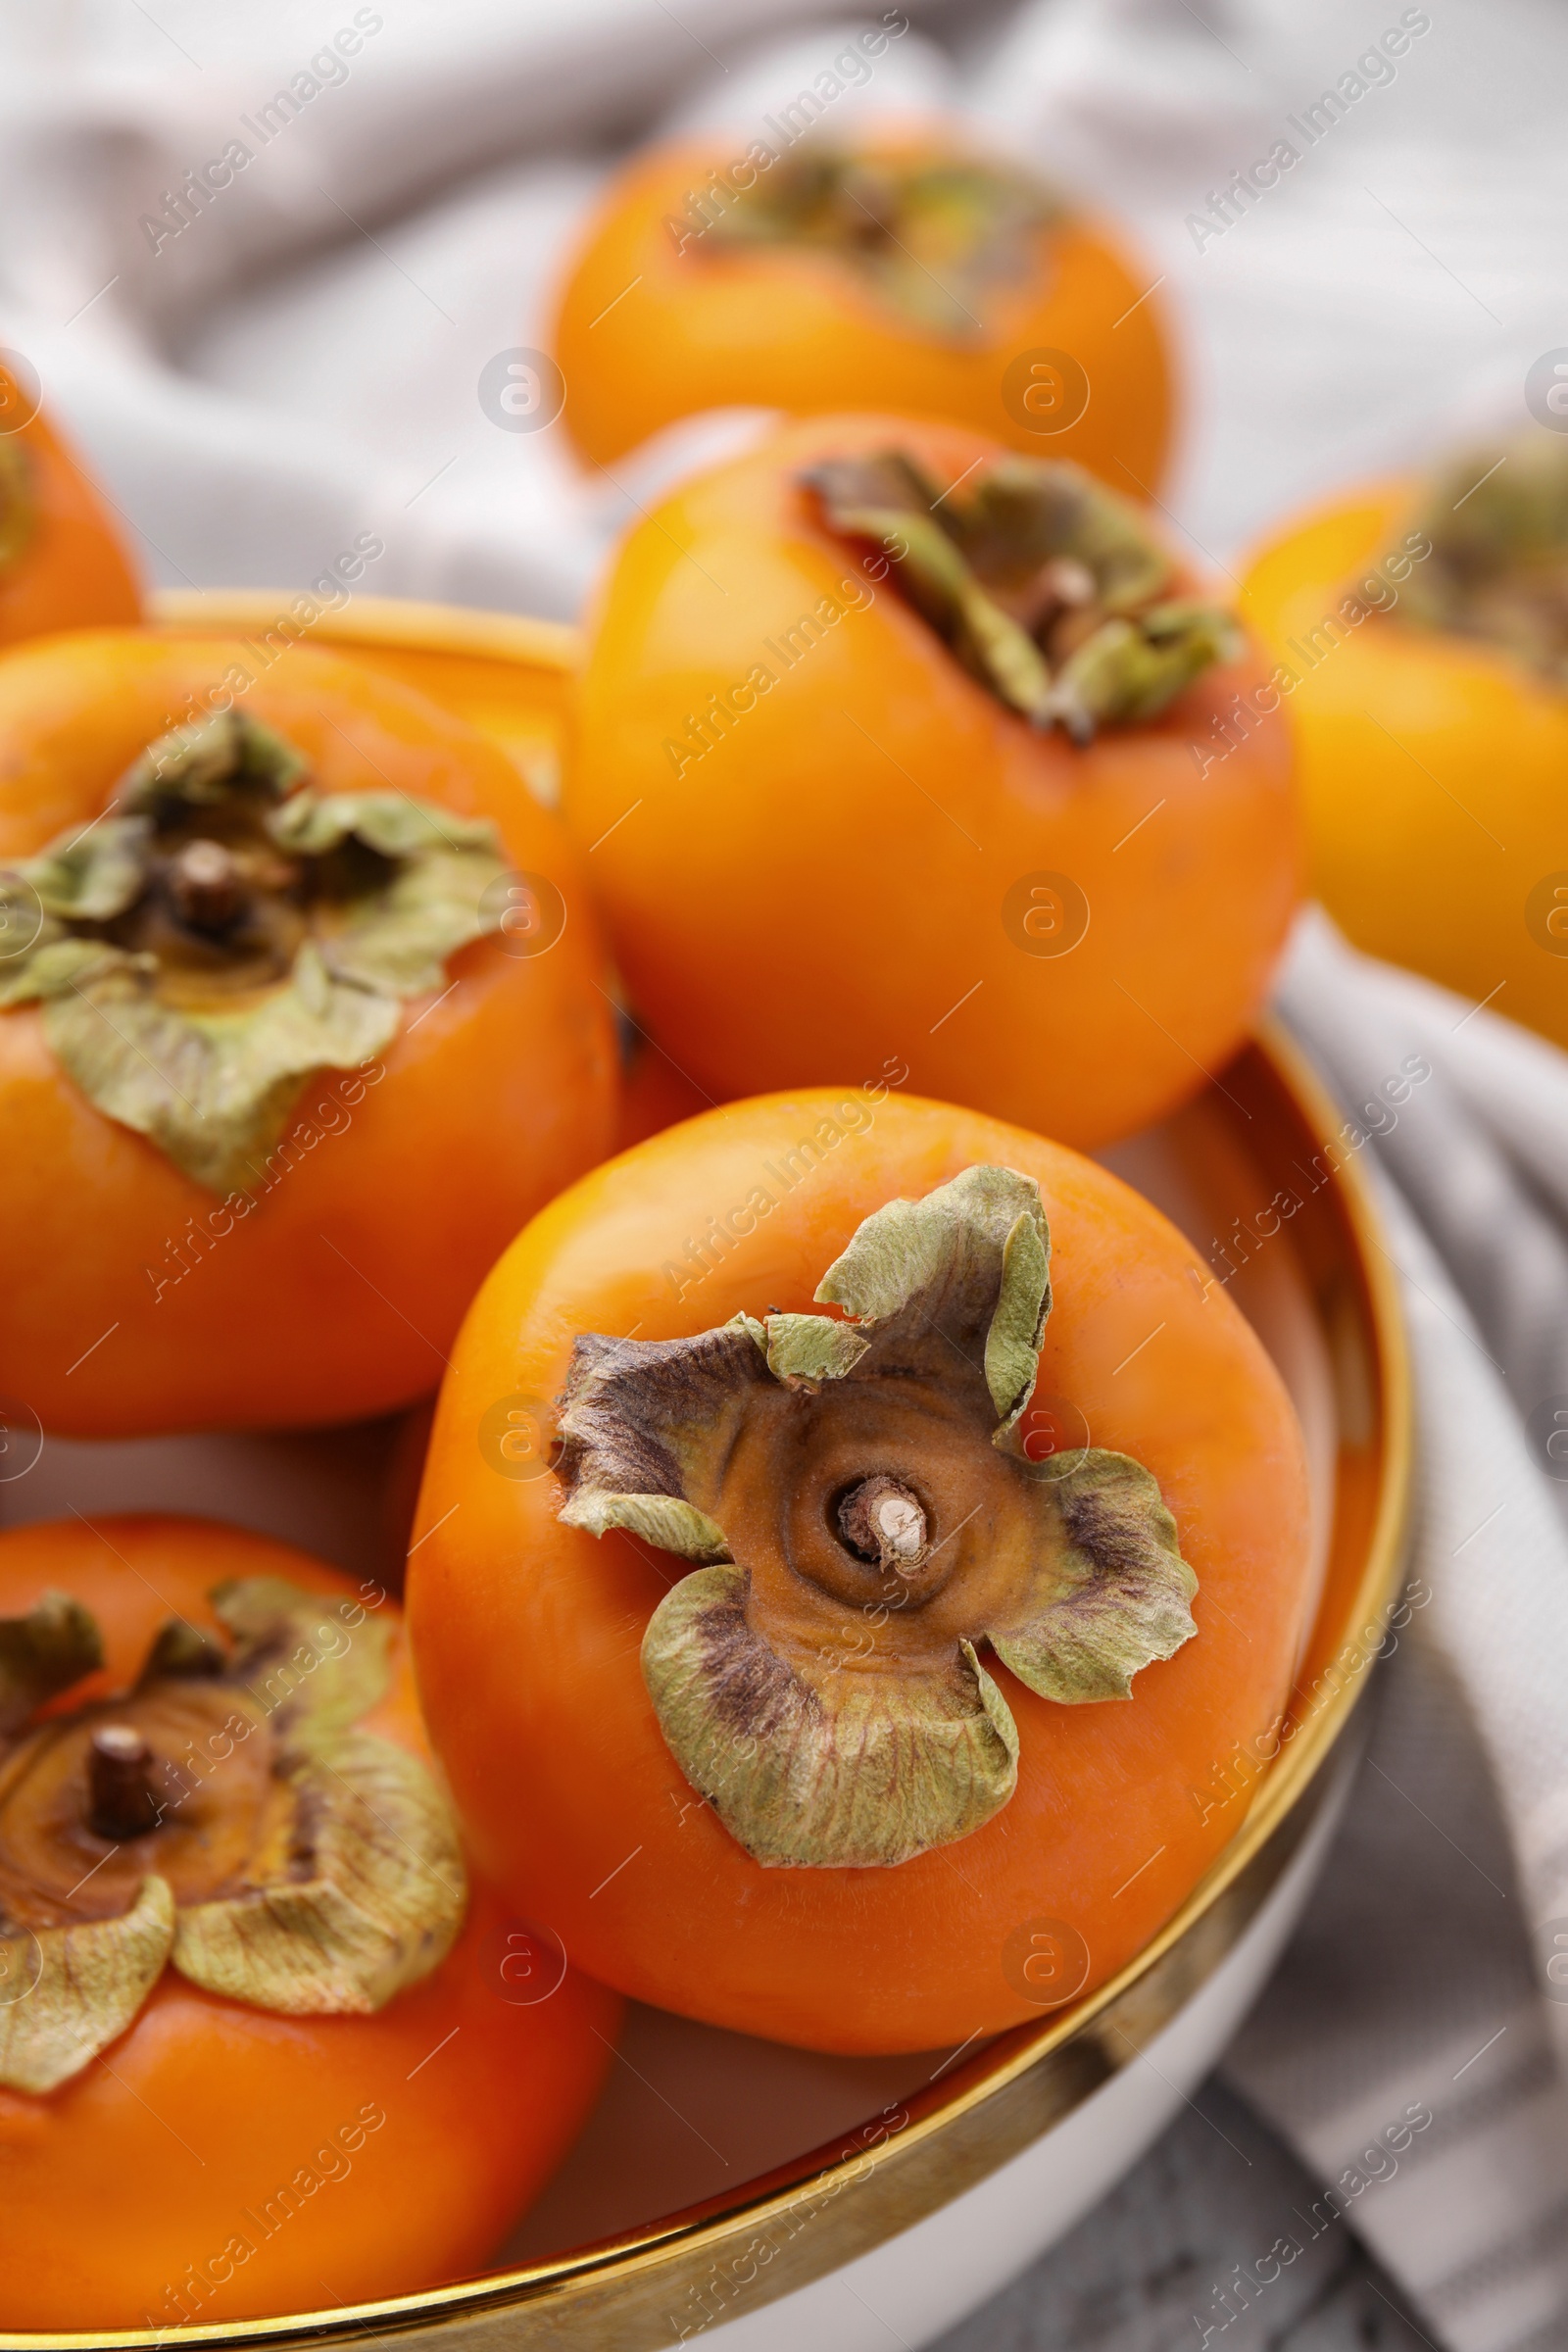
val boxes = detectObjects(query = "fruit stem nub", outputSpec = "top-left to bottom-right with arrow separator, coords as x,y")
167,837 -> 244,933
838,1474 -> 928,1569
87,1725 -> 162,1842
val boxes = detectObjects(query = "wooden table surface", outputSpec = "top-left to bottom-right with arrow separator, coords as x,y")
932,2078 -> 1433,2352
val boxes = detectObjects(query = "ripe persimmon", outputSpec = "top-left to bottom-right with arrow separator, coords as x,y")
0,630 -> 616,1437
565,414 -> 1299,1152
0,1513 -> 618,2331
408,1089 -> 1312,2054
554,122 -> 1172,490
0,362 -> 141,644
1242,428 -> 1568,1050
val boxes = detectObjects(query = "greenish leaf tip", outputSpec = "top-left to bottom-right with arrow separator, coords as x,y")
804,449 -> 1239,741
1396,428 -> 1568,688
0,1591 -> 104,1738
0,710 -> 512,1192
0,1575 -> 464,2093
640,1567 -> 1020,1868
708,144 -> 1064,340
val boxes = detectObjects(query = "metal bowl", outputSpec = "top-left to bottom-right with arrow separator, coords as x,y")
7,594 -> 1409,2352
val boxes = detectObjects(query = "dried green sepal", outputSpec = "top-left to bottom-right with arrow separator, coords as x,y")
0,1876 -> 174,2095
270,789 -> 508,998
121,712 -> 308,811
1394,431 -> 1568,687
815,1162 -> 1051,1426
134,1619 -> 226,1687
1045,602 -> 1243,739
210,1576 -> 392,1739
641,1568 -> 1018,1867
988,1211 -> 1054,1436
956,465 -> 1170,615
708,146 -> 1064,339
0,435 -> 34,573
22,815 -> 153,924
0,713 -> 510,1191
762,1312 -> 869,1386
556,1163 -> 1198,1870
172,1732 -> 465,2015
564,1490 -> 732,1563
269,789 -> 499,861
0,1592 -> 104,1738
985,1450 -> 1199,1702
557,1325 -> 773,1538
804,457 -> 1054,714
0,934 -> 116,1009
804,450 -> 1238,741
20,937 -> 400,1196
0,1574 -> 465,2089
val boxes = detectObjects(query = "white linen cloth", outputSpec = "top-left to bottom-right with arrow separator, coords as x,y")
2,3 -> 1566,2345
1234,916 -> 1568,2352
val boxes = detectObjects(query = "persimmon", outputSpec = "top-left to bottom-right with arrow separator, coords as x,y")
408,1089 -> 1311,2054
0,362 -> 141,644
1242,427 -> 1568,1050
565,414 -> 1299,1152
0,630 -> 616,1437
554,119 -> 1172,491
0,1513 -> 618,2331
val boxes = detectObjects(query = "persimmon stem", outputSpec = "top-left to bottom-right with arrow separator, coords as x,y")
87,1725 -> 161,1841
167,838 -> 244,933
838,1475 -> 928,1569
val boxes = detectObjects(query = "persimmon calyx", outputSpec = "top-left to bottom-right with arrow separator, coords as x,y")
1395,430 -> 1568,685
0,1592 -> 103,1737
0,436 -> 33,573
0,1575 -> 466,2093
0,1876 -> 175,2099
706,145 -> 1064,339
555,1163 -> 1199,1870
804,451 -> 1240,742
0,710 -> 510,1195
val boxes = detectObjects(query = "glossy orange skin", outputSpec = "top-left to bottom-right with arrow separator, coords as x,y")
0,1514 -> 619,2331
0,632 -> 617,1437
0,373 -> 141,647
1243,481 -> 1568,1051
566,415 -> 1300,1152
409,1091 -> 1312,2055
554,127 -> 1173,492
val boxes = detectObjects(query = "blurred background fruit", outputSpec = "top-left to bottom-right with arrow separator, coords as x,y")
0,359 -> 140,647
553,120 -> 1172,496
1243,428 -> 1568,1050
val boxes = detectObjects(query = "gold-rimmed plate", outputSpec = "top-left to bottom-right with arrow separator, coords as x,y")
14,591 -> 1412,2352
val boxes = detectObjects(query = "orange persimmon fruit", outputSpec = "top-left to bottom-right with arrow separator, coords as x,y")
553,121 -> 1172,493
0,1513 -> 618,2331
1242,428 -> 1568,1051
0,630 -> 616,1437
408,1089 -> 1312,2055
0,363 -> 141,645
564,414 -> 1299,1152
